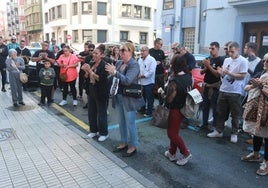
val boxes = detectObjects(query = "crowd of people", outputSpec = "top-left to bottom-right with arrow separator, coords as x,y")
0,35 -> 268,175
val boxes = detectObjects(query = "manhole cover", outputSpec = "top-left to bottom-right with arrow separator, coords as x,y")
0,128 -> 18,142
6,105 -> 37,112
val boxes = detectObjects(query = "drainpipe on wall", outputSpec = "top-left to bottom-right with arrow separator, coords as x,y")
194,0 -> 201,54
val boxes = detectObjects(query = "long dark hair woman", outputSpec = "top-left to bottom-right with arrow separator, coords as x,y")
82,44 -> 109,142
164,55 -> 193,166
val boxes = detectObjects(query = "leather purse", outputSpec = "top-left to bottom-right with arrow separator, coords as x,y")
122,84 -> 143,98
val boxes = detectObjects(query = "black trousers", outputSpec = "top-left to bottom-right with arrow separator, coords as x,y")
0,68 -> 6,89
40,85 -> 53,104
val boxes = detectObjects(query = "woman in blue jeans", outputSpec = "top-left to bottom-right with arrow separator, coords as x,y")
105,42 -> 144,157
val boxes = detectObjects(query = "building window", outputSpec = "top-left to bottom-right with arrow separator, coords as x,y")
134,5 -> 142,18
82,1 -> 92,15
163,0 -> 174,10
184,0 -> 196,7
45,12 -> 48,23
97,30 -> 107,43
57,5 -> 62,18
144,7 -> 151,19
122,4 -> 131,17
183,28 -> 195,53
73,30 -> 79,43
97,2 -> 107,15
45,33 -> 49,41
120,31 -> 128,42
82,30 -> 92,42
73,3 -> 78,15
52,7 -> 55,20
140,32 -> 147,44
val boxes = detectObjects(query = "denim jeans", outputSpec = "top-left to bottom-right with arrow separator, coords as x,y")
216,92 -> 241,134
40,85 -> 53,104
115,94 -> 138,147
142,83 -> 154,115
202,87 -> 219,127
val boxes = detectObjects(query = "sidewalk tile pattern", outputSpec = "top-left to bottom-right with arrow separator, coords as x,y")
0,92 -> 145,188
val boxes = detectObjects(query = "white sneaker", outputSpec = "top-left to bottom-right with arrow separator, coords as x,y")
98,135 -> 109,142
207,130 -> 223,138
230,134 -> 238,143
164,151 -> 176,161
176,153 -> 192,166
73,100 -> 78,106
59,100 -> 67,106
87,132 -> 98,138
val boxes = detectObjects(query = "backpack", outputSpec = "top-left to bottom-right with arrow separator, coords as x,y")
180,88 -> 203,119
174,77 -> 203,119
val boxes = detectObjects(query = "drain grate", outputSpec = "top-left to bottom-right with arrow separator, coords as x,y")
0,128 -> 18,142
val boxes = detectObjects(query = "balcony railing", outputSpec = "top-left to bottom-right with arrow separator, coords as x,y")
228,0 -> 268,6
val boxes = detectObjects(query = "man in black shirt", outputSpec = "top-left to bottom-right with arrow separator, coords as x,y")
0,36 -> 8,92
15,39 -> 31,90
200,41 -> 224,129
149,38 -> 166,105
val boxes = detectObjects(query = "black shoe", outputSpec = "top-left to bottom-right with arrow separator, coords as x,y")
13,103 -> 18,107
83,103 -> 88,109
137,108 -> 146,114
19,102 -> 25,105
122,149 -> 137,157
113,145 -> 128,153
1,88 -> 6,92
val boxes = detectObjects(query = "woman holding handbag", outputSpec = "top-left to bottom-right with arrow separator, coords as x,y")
57,46 -> 80,106
5,49 -> 25,107
105,42 -> 145,157
241,53 -> 268,176
164,55 -> 193,166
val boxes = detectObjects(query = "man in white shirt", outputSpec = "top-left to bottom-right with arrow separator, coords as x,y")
207,41 -> 248,143
138,45 -> 157,116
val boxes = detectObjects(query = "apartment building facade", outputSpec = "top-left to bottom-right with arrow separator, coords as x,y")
24,0 -> 43,43
43,0 -> 157,50
159,0 -> 268,57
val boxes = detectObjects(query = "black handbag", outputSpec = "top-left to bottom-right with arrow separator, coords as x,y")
122,84 -> 143,98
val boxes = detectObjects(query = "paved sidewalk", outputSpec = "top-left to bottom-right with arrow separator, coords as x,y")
0,90 -> 157,188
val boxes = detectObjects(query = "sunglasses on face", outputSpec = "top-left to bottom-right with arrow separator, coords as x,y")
119,49 -> 127,53
224,48 -> 228,50
263,60 -> 268,63
209,47 -> 216,50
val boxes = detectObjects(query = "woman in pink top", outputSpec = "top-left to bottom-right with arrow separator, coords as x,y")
57,46 -> 80,106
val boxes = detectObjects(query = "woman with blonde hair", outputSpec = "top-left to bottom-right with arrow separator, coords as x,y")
105,42 -> 144,157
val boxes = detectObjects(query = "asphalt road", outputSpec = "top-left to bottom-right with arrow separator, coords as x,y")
29,87 -> 268,188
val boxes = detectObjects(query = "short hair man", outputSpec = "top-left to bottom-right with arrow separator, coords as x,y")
0,36 -> 9,92
207,42 -> 248,143
149,38 -> 166,105
138,45 -> 157,116
200,41 -> 224,129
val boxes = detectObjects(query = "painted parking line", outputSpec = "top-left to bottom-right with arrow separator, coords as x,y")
33,91 -> 90,132
33,91 -> 152,132
108,117 -> 152,130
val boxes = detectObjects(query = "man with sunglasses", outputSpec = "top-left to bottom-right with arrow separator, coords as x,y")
7,36 -> 19,50
31,41 -> 55,100
201,42 -> 224,130
207,41 -> 248,143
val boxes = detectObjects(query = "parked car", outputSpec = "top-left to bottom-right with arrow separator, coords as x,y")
26,47 -> 41,87
193,53 -> 209,67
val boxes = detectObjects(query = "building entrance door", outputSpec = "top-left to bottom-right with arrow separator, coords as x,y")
243,22 -> 268,58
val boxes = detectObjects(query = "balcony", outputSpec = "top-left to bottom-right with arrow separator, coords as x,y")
228,0 -> 268,6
